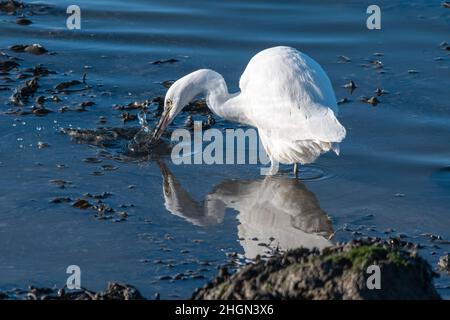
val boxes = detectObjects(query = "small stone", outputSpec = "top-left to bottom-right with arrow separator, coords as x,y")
83,157 -> 102,164
49,179 -> 69,189
343,80 -> 357,93
375,88 -> 389,96
72,199 -> 91,209
37,141 -> 49,149
337,55 -> 351,63
361,96 -> 379,106
50,197 -> 71,204
151,58 -> 179,65
16,17 -> 32,25
337,97 -> 350,105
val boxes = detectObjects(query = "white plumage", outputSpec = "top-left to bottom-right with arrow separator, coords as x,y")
152,46 -> 346,174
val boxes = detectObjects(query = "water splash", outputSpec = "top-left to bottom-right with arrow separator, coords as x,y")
128,110 -> 154,154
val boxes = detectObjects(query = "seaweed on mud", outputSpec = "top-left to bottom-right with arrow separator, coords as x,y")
360,96 -> 380,106
0,0 -> 24,14
54,80 -> 82,91
0,59 -> 19,72
61,125 -> 171,158
9,44 -> 48,55
193,238 -> 441,300
9,77 -> 38,106
150,58 -> 179,65
0,283 -> 144,300
15,16 -> 31,25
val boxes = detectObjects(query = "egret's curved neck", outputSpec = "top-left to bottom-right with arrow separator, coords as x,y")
171,69 -> 246,124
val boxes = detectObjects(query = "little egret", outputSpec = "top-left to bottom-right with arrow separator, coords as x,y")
151,46 -> 346,175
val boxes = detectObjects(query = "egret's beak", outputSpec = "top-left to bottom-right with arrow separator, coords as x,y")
151,110 -> 171,142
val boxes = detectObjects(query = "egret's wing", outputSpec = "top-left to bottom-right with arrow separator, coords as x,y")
239,46 -> 345,143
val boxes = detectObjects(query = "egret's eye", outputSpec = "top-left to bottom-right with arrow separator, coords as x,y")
166,99 -> 173,110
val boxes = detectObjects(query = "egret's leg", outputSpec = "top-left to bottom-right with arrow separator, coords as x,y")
293,163 -> 299,177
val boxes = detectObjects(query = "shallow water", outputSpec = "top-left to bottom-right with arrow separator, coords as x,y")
1,0 -> 449,298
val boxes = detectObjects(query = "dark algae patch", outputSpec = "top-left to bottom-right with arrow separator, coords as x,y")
324,244 -> 408,270
0,283 -> 144,300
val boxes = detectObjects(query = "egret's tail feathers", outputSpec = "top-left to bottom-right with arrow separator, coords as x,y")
261,134 -> 335,165
307,108 -> 346,143
331,143 -> 340,156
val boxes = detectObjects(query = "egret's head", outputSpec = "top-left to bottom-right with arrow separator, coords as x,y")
151,69 -> 219,142
151,77 -> 192,142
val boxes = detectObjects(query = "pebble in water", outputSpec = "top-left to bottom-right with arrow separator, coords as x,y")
9,44 -> 48,55
343,80 -> 357,93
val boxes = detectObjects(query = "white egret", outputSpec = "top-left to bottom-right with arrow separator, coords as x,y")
151,46 -> 346,175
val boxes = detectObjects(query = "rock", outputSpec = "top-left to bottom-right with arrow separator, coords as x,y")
9,44 -> 48,55
337,55 -> 351,63
0,0 -> 24,14
121,112 -> 137,122
50,197 -> 71,204
438,254 -> 449,273
375,88 -> 389,96
343,80 -> 357,93
150,58 -> 179,65
16,17 -> 32,25
24,65 -> 55,77
361,96 -> 380,106
100,282 -> 144,300
0,60 -> 19,72
192,239 -> 441,300
55,80 -> 82,91
0,282 -> 144,300
37,141 -> 49,149
72,199 -> 91,209
337,97 -> 350,105
32,107 -> 52,116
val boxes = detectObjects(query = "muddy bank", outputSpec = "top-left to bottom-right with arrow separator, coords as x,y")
192,238 -> 441,300
0,239 -> 442,300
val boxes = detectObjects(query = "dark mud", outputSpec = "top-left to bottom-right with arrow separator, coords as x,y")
0,240 -> 442,300
0,282 -> 144,300
193,238 -> 441,300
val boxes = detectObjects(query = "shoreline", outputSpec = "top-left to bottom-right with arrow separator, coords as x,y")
0,238 -> 446,300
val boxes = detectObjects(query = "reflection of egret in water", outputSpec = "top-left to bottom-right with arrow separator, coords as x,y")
157,161 -> 333,259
